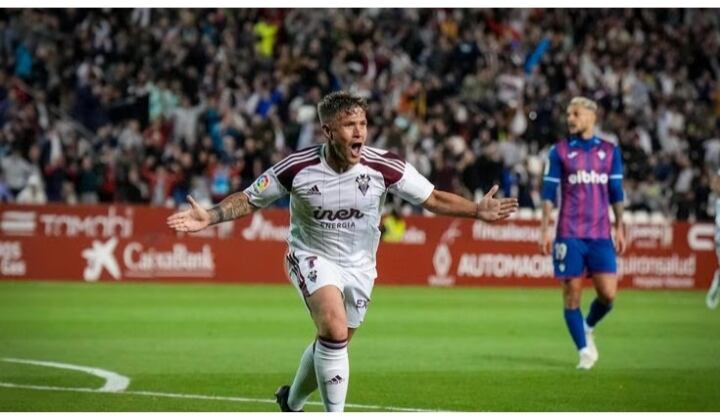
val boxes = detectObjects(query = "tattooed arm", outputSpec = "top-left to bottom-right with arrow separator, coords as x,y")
207,192 -> 257,225
166,193 -> 257,233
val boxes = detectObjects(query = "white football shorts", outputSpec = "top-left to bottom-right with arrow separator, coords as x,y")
285,248 -> 374,328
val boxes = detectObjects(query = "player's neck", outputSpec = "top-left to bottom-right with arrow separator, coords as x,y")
324,144 -> 354,173
579,129 -> 594,140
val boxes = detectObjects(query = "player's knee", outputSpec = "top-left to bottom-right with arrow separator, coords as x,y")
320,324 -> 348,342
564,297 -> 581,309
563,289 -> 582,309
598,290 -> 616,305
316,311 -> 348,341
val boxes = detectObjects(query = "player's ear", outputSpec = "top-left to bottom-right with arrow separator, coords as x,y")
322,124 -> 332,141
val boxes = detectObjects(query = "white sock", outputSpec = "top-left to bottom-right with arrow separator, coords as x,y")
287,342 -> 317,411
314,337 -> 349,412
583,321 -> 593,333
579,347 -> 590,355
712,270 -> 720,292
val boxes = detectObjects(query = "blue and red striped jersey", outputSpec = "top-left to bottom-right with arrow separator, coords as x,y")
541,136 -> 624,239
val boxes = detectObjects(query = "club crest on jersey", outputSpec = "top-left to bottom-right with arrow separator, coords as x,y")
598,150 -> 606,160
253,174 -> 271,193
356,174 -> 370,196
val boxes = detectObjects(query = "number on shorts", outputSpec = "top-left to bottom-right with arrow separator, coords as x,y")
554,242 -> 567,261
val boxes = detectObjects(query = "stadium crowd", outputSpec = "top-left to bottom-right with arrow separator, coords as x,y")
1,9 -> 719,220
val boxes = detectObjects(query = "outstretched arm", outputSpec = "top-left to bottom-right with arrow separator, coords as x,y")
207,192 -> 257,224
166,193 -> 257,233
421,185 -> 518,222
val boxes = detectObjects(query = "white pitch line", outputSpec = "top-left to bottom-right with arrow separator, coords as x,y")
0,382 -> 449,412
1,358 -> 129,392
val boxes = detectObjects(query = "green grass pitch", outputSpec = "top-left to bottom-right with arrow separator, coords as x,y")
0,281 -> 718,411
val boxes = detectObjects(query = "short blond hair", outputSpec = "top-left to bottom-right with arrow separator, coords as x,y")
568,96 -> 598,112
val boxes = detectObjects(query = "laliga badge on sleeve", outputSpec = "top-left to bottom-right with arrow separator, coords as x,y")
254,175 -> 271,193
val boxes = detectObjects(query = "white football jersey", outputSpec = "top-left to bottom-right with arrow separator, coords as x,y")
243,144 -> 434,277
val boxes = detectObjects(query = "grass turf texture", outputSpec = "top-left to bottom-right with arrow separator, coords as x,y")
0,281 -> 718,411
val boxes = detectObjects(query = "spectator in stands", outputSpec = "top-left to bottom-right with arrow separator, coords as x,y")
0,172 -> 14,202
62,180 -> 79,205
16,173 -> 46,204
0,9 -> 718,221
76,156 -> 100,204
119,166 -> 148,204
380,207 -> 407,243
1,145 -> 33,196
143,161 -> 182,207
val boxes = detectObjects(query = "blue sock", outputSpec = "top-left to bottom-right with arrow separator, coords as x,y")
564,308 -> 587,350
586,298 -> 613,328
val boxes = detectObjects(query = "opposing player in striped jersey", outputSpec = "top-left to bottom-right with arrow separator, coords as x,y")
539,97 -> 626,370
706,170 -> 720,310
167,91 -> 519,412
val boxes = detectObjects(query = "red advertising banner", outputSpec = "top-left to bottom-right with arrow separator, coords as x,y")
0,203 -> 715,290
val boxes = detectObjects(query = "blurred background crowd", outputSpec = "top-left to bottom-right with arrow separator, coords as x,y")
1,9 -> 719,221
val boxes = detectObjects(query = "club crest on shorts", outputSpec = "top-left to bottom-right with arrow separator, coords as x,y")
356,174 -> 370,196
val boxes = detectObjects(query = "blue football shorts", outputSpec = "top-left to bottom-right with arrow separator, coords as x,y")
552,238 -> 617,278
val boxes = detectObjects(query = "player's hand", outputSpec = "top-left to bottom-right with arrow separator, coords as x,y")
539,231 -> 553,255
476,185 -> 519,222
166,195 -> 212,233
614,226 -> 627,255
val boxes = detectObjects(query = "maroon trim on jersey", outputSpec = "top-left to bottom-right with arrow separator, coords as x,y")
274,145 -> 321,173
272,146 -> 322,191
360,148 -> 405,188
364,148 -> 404,171
366,147 -> 404,163
360,158 -> 403,188
275,157 -> 320,191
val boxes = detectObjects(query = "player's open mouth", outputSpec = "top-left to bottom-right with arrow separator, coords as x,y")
350,142 -> 363,158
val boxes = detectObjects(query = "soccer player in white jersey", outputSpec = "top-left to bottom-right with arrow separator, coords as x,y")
167,91 -> 519,412
707,170 -> 720,309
